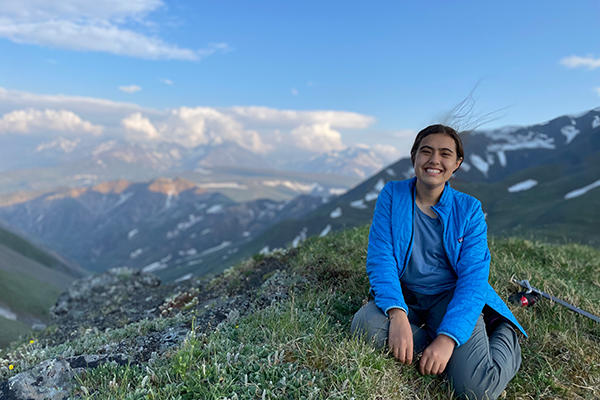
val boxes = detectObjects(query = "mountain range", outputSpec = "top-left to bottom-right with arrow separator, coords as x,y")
0,107 -> 598,282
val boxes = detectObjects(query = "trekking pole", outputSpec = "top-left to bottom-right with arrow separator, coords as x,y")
512,278 -> 600,324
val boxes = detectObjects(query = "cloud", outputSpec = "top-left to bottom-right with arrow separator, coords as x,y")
291,88 -> 298,96
0,1 -> 229,60
228,106 -> 376,129
291,123 -> 345,153
121,107 -> 271,153
371,144 -> 403,162
119,85 -> 142,93
596,88 -> 600,97
121,112 -> 159,140
160,78 -> 173,85
0,108 -> 103,135
560,55 -> 600,70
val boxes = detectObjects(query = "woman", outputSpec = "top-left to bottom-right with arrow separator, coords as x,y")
351,124 -> 526,400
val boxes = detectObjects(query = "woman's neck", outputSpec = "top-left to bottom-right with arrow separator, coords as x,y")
415,180 -> 444,208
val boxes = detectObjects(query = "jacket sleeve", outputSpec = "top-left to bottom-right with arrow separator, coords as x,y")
437,200 -> 490,346
367,182 -> 408,316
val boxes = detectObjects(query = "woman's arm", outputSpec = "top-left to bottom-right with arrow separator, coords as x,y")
436,200 -> 490,347
366,182 -> 408,317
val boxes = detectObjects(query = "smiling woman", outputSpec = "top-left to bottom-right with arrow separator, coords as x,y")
351,124 -> 527,400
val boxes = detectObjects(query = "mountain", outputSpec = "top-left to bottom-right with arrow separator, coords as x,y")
297,145 -> 385,178
0,177 -> 325,280
202,107 -> 600,269
0,224 -> 85,347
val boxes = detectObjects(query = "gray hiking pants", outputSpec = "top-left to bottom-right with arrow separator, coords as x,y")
350,288 -> 522,400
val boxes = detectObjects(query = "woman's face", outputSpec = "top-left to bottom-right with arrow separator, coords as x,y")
414,133 -> 462,190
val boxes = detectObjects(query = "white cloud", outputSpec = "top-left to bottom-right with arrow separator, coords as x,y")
560,55 -> 600,70
291,88 -> 298,96
371,144 -> 403,162
596,87 -> 600,97
291,123 -> 344,153
0,108 -> 103,135
119,85 -> 142,93
121,112 -> 159,140
121,107 -> 271,153
160,78 -> 173,85
0,1 -> 229,60
228,106 -> 376,129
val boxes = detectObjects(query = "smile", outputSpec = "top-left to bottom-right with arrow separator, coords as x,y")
425,168 -> 442,174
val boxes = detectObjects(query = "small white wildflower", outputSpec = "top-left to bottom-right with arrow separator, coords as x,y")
203,363 -> 206,376
244,374 -> 248,386
80,386 -> 89,395
279,350 -> 285,363
234,352 -> 239,363
262,389 -> 266,400
227,352 -> 231,363
141,375 -> 149,388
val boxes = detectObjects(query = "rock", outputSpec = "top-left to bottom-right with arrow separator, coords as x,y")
0,355 -> 129,400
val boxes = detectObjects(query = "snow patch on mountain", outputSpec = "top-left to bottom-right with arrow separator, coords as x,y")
508,179 -> 538,193
175,273 -> 193,283
206,204 -> 224,214
350,199 -> 367,209
560,125 -> 580,144
386,168 -> 396,177
403,167 -> 415,179
262,180 -> 320,193
329,188 -> 347,196
593,116 -> 600,129
496,151 -> 507,167
130,248 -> 143,259
460,162 -> 471,172
200,241 -> 232,256
564,179 -> 600,199
199,183 -> 248,190
128,229 -> 139,240
330,207 -> 342,218
292,227 -> 308,248
36,137 -> 81,153
104,192 -> 134,214
319,224 -> 331,237
470,154 -> 489,177
92,141 -> 117,156
485,130 -> 556,152
374,178 -> 386,192
0,306 -> 17,321
142,260 -> 168,273
365,192 -> 379,202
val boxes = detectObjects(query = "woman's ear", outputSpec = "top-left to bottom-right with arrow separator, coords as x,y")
453,157 -> 463,173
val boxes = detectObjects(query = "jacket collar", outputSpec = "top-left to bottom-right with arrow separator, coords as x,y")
409,176 -> 453,216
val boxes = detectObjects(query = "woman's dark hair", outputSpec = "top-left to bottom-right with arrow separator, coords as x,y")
410,124 -> 464,170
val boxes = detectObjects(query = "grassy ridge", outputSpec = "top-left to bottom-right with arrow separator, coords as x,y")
0,270 -> 63,321
0,226 -> 66,270
0,317 -> 31,349
5,227 -> 600,399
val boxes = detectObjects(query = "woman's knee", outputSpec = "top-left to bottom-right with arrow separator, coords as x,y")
351,301 -> 389,349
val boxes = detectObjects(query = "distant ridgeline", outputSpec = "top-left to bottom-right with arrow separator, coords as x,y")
0,108 -> 598,282
0,224 -> 86,348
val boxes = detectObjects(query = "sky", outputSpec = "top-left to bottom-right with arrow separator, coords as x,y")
0,0 -> 599,162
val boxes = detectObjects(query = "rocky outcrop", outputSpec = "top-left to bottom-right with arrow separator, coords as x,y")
0,256 -> 304,399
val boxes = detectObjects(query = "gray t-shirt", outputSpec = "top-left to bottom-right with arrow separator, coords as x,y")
401,205 -> 457,295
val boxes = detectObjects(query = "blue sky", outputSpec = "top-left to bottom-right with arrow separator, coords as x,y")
0,0 -> 599,161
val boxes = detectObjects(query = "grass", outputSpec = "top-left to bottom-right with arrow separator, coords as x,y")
0,317 -> 32,349
0,269 -> 63,321
3,226 -> 600,399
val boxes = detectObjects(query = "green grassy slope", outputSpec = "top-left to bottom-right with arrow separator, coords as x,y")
8,227 -> 596,399
0,317 -> 31,349
0,270 -> 63,322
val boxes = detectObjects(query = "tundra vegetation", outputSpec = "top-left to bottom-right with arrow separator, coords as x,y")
1,226 -> 599,399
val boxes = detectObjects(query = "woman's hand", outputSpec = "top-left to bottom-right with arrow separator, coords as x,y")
419,334 -> 455,375
388,309 -> 413,364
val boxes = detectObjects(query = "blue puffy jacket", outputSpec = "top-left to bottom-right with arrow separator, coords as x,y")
367,177 -> 526,347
